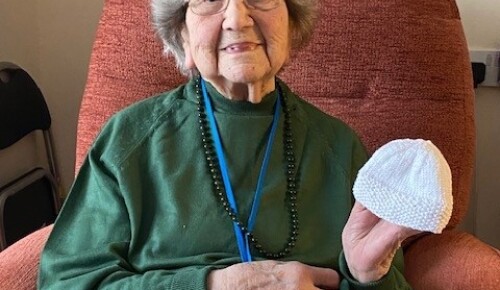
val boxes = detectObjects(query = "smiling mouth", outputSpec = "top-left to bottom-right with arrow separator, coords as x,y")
222,42 -> 261,53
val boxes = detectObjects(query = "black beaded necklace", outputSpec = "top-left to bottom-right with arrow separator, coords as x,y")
195,77 -> 299,259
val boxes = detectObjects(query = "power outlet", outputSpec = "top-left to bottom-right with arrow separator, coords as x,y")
470,50 -> 500,87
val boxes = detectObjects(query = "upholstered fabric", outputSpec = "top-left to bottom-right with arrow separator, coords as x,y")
279,1 -> 474,229
404,230 -> 500,290
76,0 -> 474,230
0,225 -> 52,290
75,0 -> 186,173
1,1 -> 497,290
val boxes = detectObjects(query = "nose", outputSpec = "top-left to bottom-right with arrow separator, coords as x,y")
222,0 -> 254,30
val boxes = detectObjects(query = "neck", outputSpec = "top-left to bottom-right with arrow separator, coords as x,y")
204,77 -> 276,104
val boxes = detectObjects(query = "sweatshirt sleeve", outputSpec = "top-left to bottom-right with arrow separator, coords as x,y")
338,250 -> 412,290
38,144 -> 214,290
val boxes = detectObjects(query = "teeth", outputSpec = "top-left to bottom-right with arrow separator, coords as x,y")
226,43 -> 256,52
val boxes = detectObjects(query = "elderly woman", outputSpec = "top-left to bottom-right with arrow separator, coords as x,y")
38,0 -> 416,289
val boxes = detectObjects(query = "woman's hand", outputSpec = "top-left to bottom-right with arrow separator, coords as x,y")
207,260 -> 340,290
342,201 -> 421,283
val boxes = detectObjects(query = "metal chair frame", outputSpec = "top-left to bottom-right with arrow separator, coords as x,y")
0,66 -> 61,250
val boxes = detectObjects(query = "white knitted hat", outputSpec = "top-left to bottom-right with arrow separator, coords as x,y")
353,139 -> 453,234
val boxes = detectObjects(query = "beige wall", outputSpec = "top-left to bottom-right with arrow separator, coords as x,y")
0,0 -> 104,192
0,2 -> 39,185
456,0 -> 500,248
0,2 -> 39,74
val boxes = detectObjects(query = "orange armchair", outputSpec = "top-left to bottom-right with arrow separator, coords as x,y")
1,0 -> 499,289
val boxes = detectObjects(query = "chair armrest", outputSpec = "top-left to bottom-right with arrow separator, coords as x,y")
0,225 -> 53,290
404,230 -> 500,290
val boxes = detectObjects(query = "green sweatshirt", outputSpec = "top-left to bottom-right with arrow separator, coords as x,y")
38,78 -> 412,290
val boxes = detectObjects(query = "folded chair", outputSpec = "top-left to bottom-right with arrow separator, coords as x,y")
0,0 -> 498,289
0,67 -> 61,251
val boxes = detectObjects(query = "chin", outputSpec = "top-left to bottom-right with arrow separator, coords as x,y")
226,74 -> 264,85
224,69 -> 274,85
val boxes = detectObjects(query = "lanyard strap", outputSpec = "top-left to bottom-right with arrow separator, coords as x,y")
201,78 -> 281,262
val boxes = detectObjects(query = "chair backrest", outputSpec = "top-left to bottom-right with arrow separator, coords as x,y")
0,66 -> 61,193
77,0 -> 474,229
0,67 -> 61,250
0,68 -> 51,150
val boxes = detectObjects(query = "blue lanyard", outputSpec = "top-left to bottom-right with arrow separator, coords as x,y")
201,78 -> 282,262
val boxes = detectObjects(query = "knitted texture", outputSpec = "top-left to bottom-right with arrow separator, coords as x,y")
353,139 -> 453,233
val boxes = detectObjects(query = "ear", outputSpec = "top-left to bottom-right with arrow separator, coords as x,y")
181,27 -> 196,69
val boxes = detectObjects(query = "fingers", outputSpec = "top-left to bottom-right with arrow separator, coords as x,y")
384,221 -> 423,240
305,264 -> 340,289
233,260 -> 340,290
351,200 -> 366,212
349,201 -> 422,241
343,201 -> 380,242
349,201 -> 380,224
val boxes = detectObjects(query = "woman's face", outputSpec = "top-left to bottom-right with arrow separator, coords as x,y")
182,0 -> 290,93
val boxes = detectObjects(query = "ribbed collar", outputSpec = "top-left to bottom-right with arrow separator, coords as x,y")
188,78 -> 279,116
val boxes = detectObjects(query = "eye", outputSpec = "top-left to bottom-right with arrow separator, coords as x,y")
189,0 -> 227,15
